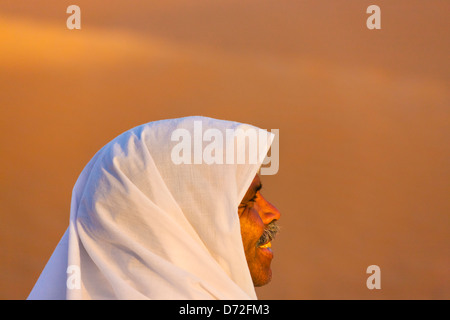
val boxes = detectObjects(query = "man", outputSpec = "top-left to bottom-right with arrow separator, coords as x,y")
28,116 -> 281,299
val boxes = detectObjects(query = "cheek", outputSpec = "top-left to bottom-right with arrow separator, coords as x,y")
239,208 -> 265,250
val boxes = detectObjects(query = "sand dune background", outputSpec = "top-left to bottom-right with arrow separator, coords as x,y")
0,0 -> 449,299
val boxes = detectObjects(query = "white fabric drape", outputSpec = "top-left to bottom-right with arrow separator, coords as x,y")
28,116 -> 274,300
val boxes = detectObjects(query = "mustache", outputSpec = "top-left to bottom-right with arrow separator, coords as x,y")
257,221 -> 280,247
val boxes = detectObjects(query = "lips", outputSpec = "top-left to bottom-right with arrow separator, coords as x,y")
258,241 -> 272,249
257,240 -> 273,259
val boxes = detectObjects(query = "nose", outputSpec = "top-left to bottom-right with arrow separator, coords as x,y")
258,194 -> 281,224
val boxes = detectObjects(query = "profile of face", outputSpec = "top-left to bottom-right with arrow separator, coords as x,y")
238,174 -> 281,287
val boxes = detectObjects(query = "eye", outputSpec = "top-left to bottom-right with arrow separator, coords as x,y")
246,193 -> 259,208
238,193 -> 258,211
248,194 -> 258,203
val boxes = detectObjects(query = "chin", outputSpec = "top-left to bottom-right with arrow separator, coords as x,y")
252,268 -> 273,287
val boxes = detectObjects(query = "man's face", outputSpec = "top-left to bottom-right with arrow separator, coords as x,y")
239,174 -> 281,287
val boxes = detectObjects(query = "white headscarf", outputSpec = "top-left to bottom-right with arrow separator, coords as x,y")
28,116 -> 274,300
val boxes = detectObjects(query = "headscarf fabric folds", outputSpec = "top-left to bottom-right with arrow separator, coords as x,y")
28,116 -> 274,300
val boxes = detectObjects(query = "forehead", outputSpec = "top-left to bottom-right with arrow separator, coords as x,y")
250,174 -> 261,189
240,175 -> 261,203
246,174 -> 262,195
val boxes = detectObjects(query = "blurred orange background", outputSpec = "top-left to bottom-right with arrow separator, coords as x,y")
0,0 -> 449,299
